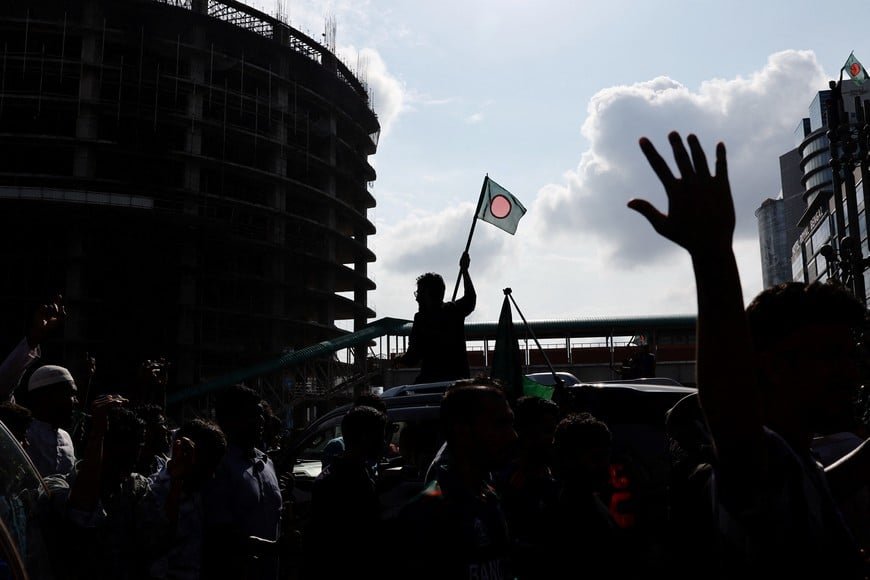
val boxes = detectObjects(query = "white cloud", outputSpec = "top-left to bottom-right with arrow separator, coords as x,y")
369,50 -> 827,322
466,113 -> 484,124
532,50 -> 827,269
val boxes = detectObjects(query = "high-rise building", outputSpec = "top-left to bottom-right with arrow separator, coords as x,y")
756,147 -> 805,287
0,0 -> 380,397
757,79 -> 870,303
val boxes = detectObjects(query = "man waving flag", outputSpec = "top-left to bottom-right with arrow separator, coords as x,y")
476,176 -> 527,235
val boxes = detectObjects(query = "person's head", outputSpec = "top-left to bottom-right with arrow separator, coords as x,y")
553,411 -> 612,492
341,405 -> 390,462
415,272 -> 445,310
174,418 -> 227,491
214,384 -> 265,450
0,401 -> 33,448
26,365 -> 78,429
747,281 -> 867,439
102,406 -> 146,480
135,403 -> 171,459
440,376 -> 517,472
353,391 -> 387,414
512,395 -> 560,464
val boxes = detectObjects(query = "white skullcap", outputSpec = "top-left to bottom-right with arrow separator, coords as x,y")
28,365 -> 75,392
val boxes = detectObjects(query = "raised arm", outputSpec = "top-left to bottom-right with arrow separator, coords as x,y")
456,252 -> 476,315
627,132 -> 762,465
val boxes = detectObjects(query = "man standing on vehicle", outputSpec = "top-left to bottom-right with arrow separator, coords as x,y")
397,252 -> 476,384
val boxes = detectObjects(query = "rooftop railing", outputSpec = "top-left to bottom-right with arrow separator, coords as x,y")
150,0 -> 371,105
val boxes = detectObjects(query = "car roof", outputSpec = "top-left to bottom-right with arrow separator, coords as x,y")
380,381 -> 454,397
563,381 -> 696,426
524,371 -> 581,386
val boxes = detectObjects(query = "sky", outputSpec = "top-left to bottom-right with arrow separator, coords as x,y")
251,0 -> 870,325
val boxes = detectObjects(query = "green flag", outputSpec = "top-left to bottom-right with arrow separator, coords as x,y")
476,176 -> 527,235
522,375 -> 555,400
490,294 -> 524,402
844,52 -> 867,86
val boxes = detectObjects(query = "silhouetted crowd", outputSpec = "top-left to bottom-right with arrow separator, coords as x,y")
4,131 -> 870,580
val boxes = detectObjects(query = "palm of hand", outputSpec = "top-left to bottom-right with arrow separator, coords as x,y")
629,132 -> 735,257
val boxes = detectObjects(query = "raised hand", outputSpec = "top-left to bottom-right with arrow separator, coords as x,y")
627,132 -> 733,258
168,436 -> 197,481
27,294 -> 66,347
459,252 -> 471,272
88,393 -> 128,436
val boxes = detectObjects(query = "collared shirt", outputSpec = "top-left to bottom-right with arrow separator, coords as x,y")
203,444 -> 281,541
25,419 -> 75,477
147,465 -> 204,580
202,444 -> 282,580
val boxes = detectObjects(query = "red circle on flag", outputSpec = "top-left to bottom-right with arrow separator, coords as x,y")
490,195 -> 511,219
852,63 -> 862,77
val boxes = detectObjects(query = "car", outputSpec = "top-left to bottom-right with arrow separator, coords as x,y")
379,380 -> 454,397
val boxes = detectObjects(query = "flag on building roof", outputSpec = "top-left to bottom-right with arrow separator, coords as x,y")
844,52 -> 867,86
490,293 -> 525,402
476,176 -> 527,235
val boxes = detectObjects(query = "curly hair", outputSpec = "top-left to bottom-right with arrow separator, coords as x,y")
416,272 -> 445,302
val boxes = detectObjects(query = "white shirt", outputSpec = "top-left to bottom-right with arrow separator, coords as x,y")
25,419 -> 75,477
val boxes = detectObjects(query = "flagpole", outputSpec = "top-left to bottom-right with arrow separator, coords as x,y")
451,175 -> 489,301
505,290 -> 564,390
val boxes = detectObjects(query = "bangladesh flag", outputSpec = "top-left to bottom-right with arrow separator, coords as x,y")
476,176 -> 527,235
844,52 -> 867,86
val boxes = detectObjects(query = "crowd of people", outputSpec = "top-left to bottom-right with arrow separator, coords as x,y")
2,130 -> 870,580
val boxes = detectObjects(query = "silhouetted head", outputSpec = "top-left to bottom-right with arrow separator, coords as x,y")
215,384 -> 265,451
102,406 -> 146,479
341,405 -> 389,462
353,391 -> 387,414
440,376 -> 516,472
415,272 -> 445,309
175,418 -> 227,491
747,281 -> 867,441
26,365 -> 79,429
553,411 -> 612,491
513,395 -> 560,463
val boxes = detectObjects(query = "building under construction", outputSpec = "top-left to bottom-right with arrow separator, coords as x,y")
0,0 -> 380,404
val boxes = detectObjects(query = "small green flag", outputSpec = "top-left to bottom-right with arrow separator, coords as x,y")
844,52 -> 867,86
522,376 -> 555,400
476,176 -> 527,235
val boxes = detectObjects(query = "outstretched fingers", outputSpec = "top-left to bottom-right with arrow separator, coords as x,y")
715,142 -> 728,182
639,137 -> 676,191
668,131 -> 695,179
687,134 -> 711,180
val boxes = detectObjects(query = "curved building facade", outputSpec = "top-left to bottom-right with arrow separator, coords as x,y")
0,0 -> 379,392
